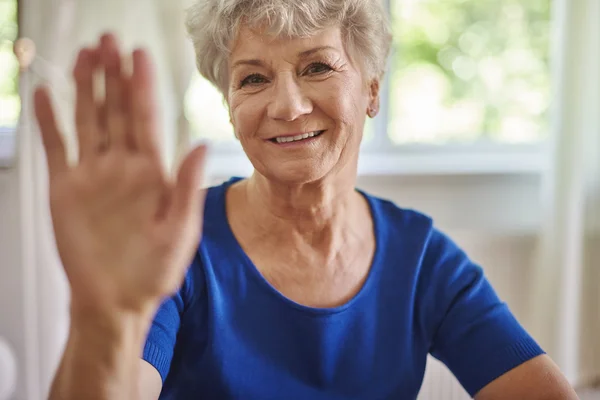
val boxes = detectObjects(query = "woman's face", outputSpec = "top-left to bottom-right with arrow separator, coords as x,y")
227,25 -> 379,184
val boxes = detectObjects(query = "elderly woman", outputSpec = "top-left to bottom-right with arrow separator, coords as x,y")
37,0 -> 577,399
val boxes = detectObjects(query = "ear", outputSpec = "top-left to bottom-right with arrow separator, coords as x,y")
367,78 -> 381,118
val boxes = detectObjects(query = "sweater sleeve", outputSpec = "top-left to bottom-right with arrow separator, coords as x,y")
142,268 -> 195,383
424,228 -> 545,397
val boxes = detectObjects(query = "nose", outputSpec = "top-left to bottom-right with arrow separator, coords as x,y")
267,74 -> 313,122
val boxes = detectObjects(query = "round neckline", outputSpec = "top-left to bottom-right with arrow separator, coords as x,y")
216,177 -> 384,317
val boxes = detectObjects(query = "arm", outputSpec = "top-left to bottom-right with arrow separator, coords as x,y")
422,228 -> 576,398
139,360 -> 163,400
49,266 -> 187,400
475,355 -> 579,400
35,32 -> 207,400
49,311 -> 155,400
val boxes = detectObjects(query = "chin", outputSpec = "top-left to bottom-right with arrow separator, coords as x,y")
256,159 -> 334,185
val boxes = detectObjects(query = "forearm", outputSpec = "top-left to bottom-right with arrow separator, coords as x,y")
49,309 -> 152,400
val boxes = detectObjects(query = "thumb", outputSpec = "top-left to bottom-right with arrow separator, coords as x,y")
168,144 -> 208,224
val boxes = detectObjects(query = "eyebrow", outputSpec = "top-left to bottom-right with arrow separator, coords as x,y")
231,46 -> 338,70
298,45 -> 338,58
231,59 -> 265,70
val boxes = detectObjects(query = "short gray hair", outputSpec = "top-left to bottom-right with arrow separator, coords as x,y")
185,0 -> 392,94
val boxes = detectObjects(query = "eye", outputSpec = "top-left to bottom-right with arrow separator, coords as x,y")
304,62 -> 334,75
240,74 -> 267,87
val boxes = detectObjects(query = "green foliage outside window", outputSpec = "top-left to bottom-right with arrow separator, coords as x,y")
186,0 -> 552,144
390,0 -> 551,144
0,0 -> 19,128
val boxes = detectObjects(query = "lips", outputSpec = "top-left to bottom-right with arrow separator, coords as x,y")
269,130 -> 325,144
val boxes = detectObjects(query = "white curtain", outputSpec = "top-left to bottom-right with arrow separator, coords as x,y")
530,0 -> 600,387
18,0 -> 195,397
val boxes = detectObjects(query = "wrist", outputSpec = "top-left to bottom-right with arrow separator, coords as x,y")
69,305 -> 154,347
69,289 -> 160,326
51,305 -> 154,400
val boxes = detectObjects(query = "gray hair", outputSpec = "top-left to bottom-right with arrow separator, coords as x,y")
185,0 -> 392,94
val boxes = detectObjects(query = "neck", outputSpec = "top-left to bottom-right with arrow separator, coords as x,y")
243,168 -> 359,235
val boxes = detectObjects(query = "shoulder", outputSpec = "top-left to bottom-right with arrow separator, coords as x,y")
363,190 -> 477,307
363,191 -> 433,235
363,190 -> 433,228
362,190 -> 456,260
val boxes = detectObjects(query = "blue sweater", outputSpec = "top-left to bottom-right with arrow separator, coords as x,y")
143,178 -> 543,399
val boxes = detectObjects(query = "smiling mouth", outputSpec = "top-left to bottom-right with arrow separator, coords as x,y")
269,130 -> 325,144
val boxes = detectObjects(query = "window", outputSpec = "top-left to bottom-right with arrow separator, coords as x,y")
185,74 -> 235,144
0,0 -> 19,127
0,0 -> 19,165
389,0 -> 551,145
185,0 -> 552,156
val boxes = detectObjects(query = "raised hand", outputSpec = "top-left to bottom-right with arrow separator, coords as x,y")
34,34 -> 207,318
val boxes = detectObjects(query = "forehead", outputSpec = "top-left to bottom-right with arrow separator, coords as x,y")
230,25 -> 345,61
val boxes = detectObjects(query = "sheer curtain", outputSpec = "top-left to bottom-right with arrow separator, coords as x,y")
530,0 -> 600,387
18,0 -> 194,396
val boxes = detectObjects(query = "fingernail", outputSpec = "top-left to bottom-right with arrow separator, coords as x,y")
132,48 -> 141,57
33,85 -> 46,101
197,140 -> 210,150
100,32 -> 113,45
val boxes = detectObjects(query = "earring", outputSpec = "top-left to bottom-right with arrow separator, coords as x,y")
367,107 -> 377,118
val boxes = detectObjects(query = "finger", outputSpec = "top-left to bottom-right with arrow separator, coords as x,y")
100,34 -> 128,149
121,77 -> 136,150
97,101 -> 107,133
130,49 -> 160,158
73,48 -> 101,160
167,144 -> 208,224
33,86 -> 67,176
89,46 -> 108,150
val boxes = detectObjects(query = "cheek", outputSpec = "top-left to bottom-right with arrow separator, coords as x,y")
230,96 -> 264,139
320,79 -> 367,129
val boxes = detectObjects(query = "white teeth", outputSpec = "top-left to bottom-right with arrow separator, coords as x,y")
275,131 -> 322,144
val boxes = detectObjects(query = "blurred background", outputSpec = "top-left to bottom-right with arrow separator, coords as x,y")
0,0 -> 598,399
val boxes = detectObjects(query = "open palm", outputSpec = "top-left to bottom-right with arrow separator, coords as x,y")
34,34 -> 207,316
